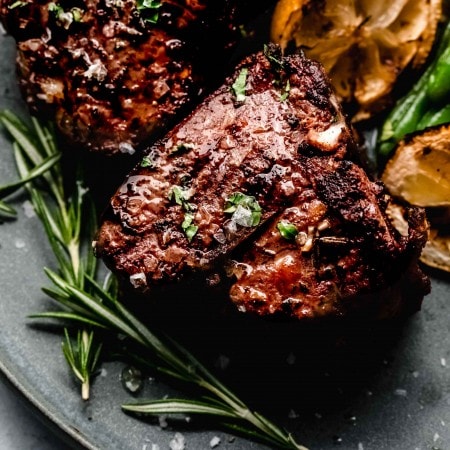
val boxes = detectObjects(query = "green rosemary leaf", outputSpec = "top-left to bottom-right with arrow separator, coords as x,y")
30,312 -> 106,329
62,329 -> 102,400
0,113 -> 43,167
136,0 -> 161,24
0,200 -> 17,218
122,398 -> 237,418
0,153 -> 60,198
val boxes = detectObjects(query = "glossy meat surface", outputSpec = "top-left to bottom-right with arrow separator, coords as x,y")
95,47 -> 430,320
0,0 -> 239,155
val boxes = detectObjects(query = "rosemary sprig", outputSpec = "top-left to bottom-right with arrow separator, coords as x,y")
0,111 -> 307,449
62,329 -> 102,400
0,110 -> 100,399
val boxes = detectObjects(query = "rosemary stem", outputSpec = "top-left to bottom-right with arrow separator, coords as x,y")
82,378 -> 90,401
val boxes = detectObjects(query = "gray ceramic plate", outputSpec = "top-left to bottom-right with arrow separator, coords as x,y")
2,23 -> 450,450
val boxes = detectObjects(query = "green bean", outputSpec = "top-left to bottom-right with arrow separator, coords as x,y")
378,20 -> 450,159
417,103 -> 450,129
426,46 -> 450,104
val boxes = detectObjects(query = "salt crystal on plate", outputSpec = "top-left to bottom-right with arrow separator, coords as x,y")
169,432 -> 186,450
159,415 -> 168,429
22,200 -> 36,218
441,358 -> 447,367
210,436 -> 221,448
15,239 -> 25,249
394,388 -> 407,397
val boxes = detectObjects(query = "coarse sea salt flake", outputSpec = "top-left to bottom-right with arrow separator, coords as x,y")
130,272 -> 147,288
434,432 -> 440,442
358,443 -> 364,450
210,436 -> 221,448
169,432 -> 185,450
394,388 -> 407,397
15,239 -> 26,249
119,142 -> 136,155
158,415 -> 168,429
22,200 -> 36,218
441,358 -> 447,367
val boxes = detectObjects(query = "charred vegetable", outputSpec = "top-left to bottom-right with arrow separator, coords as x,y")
382,124 -> 450,272
379,21 -> 450,158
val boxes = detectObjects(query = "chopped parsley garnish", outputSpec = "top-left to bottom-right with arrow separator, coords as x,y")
181,213 -> 198,242
279,79 -> 291,102
8,1 -> 27,9
168,185 -> 191,208
136,0 -> 162,24
48,3 -> 83,28
169,185 -> 197,240
140,155 -> 155,168
277,221 -> 298,240
224,192 -> 262,227
232,68 -> 248,103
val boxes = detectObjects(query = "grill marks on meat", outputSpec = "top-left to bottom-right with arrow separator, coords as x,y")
0,0 -> 239,155
95,48 -> 430,320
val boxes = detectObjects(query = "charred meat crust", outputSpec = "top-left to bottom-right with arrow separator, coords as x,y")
0,0 -> 240,155
94,47 -> 429,320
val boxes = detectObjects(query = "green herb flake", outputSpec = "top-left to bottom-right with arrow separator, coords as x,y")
140,155 -> 155,168
168,185 -> 194,212
224,192 -> 262,227
181,212 -> 198,242
48,2 -> 63,16
136,0 -> 162,24
280,79 -> 291,102
8,0 -> 27,9
71,7 -> 83,22
232,68 -> 248,103
168,185 -> 185,206
48,3 -> 83,28
277,220 -> 298,240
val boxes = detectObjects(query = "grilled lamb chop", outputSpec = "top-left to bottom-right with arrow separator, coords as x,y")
95,46 -> 430,320
0,0 -> 240,155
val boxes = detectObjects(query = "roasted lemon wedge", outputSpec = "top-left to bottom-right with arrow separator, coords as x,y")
271,0 -> 442,120
382,125 -> 450,272
382,124 -> 450,207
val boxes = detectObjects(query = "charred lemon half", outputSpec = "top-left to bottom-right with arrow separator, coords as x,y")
271,0 -> 442,120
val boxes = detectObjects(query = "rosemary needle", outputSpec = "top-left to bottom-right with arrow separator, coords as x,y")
0,110 -> 307,450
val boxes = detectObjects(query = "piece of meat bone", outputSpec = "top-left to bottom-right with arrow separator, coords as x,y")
94,45 -> 429,319
0,0 -> 242,155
